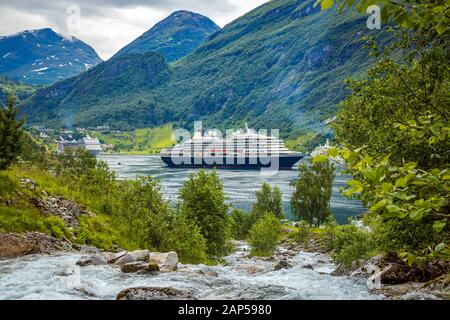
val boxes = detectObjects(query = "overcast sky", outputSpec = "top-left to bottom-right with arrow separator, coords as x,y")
0,0 -> 269,60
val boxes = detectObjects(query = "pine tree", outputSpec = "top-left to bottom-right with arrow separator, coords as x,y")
0,96 -> 24,170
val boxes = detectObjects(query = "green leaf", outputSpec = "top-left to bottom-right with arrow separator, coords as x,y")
409,209 -> 424,221
328,148 -> 339,157
381,182 -> 394,192
435,243 -> 446,252
436,22 -> 447,35
312,155 -> 328,163
370,199 -> 389,211
320,0 -> 334,10
433,220 -> 447,233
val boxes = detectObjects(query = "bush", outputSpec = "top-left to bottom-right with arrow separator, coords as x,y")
43,215 -> 72,240
230,208 -> 253,240
77,215 -> 120,250
0,172 -> 19,197
161,212 -> 208,264
288,222 -> 311,245
248,213 -> 281,257
323,222 -> 375,267
365,214 -> 450,257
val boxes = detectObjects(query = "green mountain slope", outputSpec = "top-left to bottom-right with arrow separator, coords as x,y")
113,10 -> 220,62
20,52 -> 171,129
0,75 -> 35,107
20,0 -> 386,137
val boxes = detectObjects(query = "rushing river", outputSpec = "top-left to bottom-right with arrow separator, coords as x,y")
0,242 -> 381,300
98,155 -> 365,224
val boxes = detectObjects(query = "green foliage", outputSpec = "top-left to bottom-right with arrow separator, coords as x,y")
288,222 -> 312,245
248,213 -> 282,257
77,215 -> 120,250
330,2 -> 449,262
110,176 -> 170,250
0,171 -> 19,197
0,205 -> 71,240
252,182 -> 284,220
230,208 -> 254,240
180,170 -> 231,257
42,215 -> 72,240
161,211 -> 208,264
291,158 -> 336,226
317,0 -> 450,36
0,76 -> 35,107
0,96 -> 24,170
323,221 -> 375,267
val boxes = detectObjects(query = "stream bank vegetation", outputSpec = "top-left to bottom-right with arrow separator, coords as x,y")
286,0 -> 450,277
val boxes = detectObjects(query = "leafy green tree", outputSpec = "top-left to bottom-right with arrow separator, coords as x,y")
252,182 -> 284,221
179,170 -> 230,257
323,0 -> 450,263
248,213 -> 281,256
291,158 -> 336,227
111,176 -> 170,250
0,96 -> 24,170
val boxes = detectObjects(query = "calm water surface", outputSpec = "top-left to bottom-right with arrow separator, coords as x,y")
98,155 -> 365,224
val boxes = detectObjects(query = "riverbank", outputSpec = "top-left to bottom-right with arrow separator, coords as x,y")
1,230 -> 448,300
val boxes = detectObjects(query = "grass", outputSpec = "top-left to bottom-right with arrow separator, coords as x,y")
91,123 -> 175,154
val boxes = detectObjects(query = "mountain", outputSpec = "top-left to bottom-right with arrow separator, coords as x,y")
20,0 -> 388,137
0,76 -> 35,107
113,10 -> 220,62
20,52 -> 171,129
0,28 -> 102,85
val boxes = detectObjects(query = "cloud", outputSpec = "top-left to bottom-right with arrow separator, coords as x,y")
0,0 -> 268,59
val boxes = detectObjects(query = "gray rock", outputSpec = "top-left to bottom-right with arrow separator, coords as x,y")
116,287 -> 196,300
149,251 -> 178,272
109,251 -> 136,266
198,267 -> 218,277
274,260 -> 292,271
121,261 -> 159,273
128,250 -> 150,262
302,264 -> 314,270
76,254 -> 108,267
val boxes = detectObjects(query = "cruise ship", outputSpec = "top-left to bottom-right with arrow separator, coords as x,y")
160,125 -> 305,170
57,136 -> 103,156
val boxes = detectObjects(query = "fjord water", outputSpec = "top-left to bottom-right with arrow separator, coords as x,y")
99,155 -> 365,224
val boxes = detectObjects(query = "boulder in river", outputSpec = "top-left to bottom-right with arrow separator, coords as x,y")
116,287 -> 196,300
149,252 -> 178,272
121,261 -> 159,273
274,260 -> 292,271
109,251 -> 135,266
128,250 -> 150,262
76,254 -> 108,267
